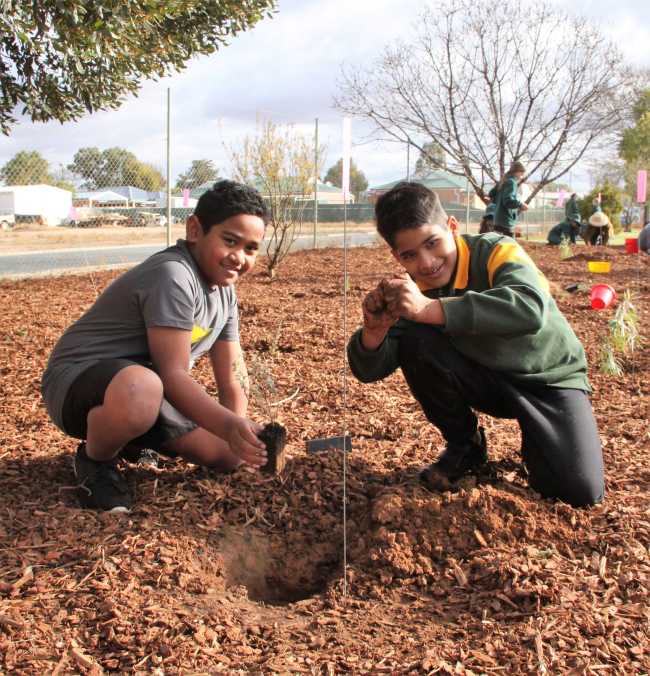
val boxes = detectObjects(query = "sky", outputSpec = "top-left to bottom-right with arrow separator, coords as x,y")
1,0 -> 649,193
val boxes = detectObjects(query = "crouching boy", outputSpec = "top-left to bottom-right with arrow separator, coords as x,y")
347,182 -> 604,507
42,181 -> 269,512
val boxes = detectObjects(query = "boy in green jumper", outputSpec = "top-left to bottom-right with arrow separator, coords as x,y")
493,161 -> 529,236
348,182 -> 604,507
564,193 -> 581,230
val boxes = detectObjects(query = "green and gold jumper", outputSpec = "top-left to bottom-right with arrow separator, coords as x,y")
347,232 -> 604,507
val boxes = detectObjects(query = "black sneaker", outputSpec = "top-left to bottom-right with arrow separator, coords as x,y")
420,428 -> 488,489
73,443 -> 133,512
120,445 -> 159,468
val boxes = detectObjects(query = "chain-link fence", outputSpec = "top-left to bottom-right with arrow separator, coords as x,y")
0,125 -> 567,278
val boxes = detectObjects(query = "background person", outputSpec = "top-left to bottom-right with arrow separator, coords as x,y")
547,220 -> 578,245
582,210 -> 610,246
638,221 -> 650,254
492,161 -> 529,237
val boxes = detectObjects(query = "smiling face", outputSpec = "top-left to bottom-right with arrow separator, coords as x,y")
186,213 -> 265,287
391,223 -> 458,290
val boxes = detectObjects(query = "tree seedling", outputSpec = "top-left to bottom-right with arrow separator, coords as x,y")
558,237 -> 573,261
233,341 -> 296,475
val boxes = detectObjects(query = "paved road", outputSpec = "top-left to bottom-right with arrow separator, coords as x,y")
0,231 -> 379,279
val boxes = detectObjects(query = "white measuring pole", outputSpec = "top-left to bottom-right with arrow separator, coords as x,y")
341,116 -> 351,600
166,88 -> 172,248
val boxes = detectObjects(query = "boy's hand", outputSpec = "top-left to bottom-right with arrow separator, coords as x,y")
520,203 -> 529,212
360,284 -> 398,350
381,274 -> 430,321
226,416 -> 267,468
362,285 -> 398,331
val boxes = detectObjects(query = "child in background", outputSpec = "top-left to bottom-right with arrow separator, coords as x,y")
348,182 -> 604,508
479,185 -> 498,234
492,161 -> 529,236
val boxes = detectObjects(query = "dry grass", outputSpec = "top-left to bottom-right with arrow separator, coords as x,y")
0,222 -> 376,253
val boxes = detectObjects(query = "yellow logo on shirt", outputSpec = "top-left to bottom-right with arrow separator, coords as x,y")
191,325 -> 212,344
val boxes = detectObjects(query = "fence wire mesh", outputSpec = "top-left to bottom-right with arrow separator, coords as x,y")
0,131 -> 566,278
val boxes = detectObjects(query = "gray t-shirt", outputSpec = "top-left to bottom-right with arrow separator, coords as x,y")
41,239 -> 239,430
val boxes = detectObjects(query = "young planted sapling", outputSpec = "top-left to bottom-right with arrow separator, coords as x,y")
558,236 -> 573,261
233,341 -> 293,475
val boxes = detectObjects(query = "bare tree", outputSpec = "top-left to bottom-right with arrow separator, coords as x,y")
335,0 -> 643,202
231,119 -> 324,278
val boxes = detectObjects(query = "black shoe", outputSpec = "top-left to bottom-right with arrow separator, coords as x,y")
73,443 -> 133,512
420,428 -> 488,488
120,445 -> 159,468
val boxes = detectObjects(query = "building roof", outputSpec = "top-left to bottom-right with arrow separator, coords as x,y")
0,183 -> 72,194
189,179 -> 346,201
370,170 -> 471,192
102,186 -> 158,201
76,190 -> 129,202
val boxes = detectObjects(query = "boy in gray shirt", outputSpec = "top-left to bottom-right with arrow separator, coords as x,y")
42,181 -> 269,512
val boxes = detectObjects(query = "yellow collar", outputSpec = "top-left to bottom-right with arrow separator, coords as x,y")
415,234 -> 469,292
452,235 -> 470,290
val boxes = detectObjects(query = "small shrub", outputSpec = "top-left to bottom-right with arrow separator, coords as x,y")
558,237 -> 572,260
598,289 -> 642,375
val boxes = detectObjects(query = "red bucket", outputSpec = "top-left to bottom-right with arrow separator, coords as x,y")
590,284 -> 616,310
625,238 -> 639,254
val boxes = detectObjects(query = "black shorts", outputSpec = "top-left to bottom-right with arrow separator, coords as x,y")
61,359 -> 197,454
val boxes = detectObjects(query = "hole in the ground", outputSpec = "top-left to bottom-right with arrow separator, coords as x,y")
218,527 -> 340,606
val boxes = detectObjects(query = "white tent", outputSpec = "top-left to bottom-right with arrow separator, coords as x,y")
74,190 -> 129,206
0,184 -> 73,226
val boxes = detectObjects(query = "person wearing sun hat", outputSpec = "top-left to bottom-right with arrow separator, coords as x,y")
492,161 -> 529,237
582,209 -> 610,246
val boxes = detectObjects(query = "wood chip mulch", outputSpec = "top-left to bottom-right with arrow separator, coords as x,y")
0,242 -> 648,674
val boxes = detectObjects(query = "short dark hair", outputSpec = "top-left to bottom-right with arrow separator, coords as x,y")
194,180 -> 268,233
375,181 -> 448,247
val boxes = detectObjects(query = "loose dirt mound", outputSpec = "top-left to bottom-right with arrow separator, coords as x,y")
1,241 -> 648,672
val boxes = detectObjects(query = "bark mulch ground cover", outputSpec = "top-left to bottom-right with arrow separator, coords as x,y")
0,242 -> 648,674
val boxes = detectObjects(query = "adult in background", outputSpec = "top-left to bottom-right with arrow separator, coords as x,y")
581,210 -> 610,246
492,161 -> 529,237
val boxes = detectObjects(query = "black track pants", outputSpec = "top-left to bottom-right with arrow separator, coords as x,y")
398,324 -> 605,507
